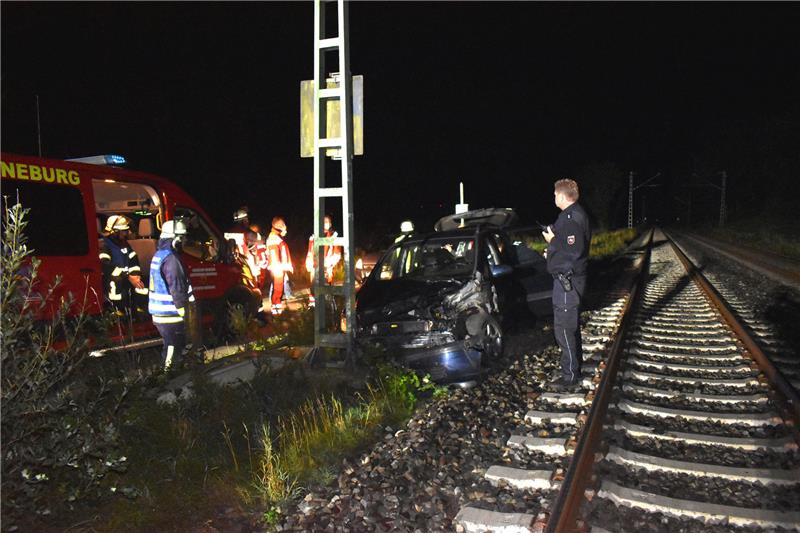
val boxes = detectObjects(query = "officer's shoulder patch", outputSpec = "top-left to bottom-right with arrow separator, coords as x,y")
567,235 -> 576,245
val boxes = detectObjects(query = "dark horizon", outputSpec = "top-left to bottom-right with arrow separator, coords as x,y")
3,2 -> 799,251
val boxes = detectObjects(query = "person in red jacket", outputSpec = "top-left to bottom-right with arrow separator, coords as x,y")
267,217 -> 293,315
305,214 -> 342,306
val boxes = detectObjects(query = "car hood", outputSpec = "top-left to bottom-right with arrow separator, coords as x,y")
357,278 -> 465,323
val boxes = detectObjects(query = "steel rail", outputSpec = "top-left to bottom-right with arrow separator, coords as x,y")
545,229 -> 654,533
665,231 -> 800,435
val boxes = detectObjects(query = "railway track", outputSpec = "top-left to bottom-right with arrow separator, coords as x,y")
456,229 -> 800,533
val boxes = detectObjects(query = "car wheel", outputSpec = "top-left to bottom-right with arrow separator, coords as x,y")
481,315 -> 503,364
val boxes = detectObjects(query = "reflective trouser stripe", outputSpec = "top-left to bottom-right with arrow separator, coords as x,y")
108,281 -> 122,300
563,328 -> 576,381
164,345 -> 174,369
134,287 -> 149,295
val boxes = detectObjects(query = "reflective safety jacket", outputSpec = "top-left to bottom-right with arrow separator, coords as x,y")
305,229 -> 342,281
148,239 -> 195,323
99,235 -> 147,301
267,230 -> 293,276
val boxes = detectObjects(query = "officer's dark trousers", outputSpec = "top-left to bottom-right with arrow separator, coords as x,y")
552,275 -> 587,383
154,321 -> 185,370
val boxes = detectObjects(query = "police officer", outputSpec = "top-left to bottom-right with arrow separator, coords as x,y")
99,215 -> 147,315
542,178 -> 591,391
149,219 -> 195,371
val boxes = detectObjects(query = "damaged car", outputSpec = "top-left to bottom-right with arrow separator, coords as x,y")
356,208 -> 551,384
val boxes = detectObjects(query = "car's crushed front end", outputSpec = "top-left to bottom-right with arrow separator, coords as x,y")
356,232 -> 502,383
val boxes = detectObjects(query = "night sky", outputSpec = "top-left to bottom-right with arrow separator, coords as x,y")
3,2 -> 799,253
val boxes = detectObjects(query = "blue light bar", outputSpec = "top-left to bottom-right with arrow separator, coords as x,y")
105,154 -> 127,165
65,154 -> 127,166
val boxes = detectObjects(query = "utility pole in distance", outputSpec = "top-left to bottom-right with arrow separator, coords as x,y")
627,171 -> 661,228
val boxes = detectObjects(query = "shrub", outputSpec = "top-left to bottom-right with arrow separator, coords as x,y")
590,227 -> 637,258
0,200 -> 131,526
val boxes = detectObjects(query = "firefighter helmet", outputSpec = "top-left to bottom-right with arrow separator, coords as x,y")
233,207 -> 249,222
105,214 -> 131,232
160,219 -> 188,238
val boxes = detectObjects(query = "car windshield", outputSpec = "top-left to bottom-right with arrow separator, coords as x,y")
375,237 -> 476,281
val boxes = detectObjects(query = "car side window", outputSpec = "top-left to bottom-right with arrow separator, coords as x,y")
485,236 -> 502,266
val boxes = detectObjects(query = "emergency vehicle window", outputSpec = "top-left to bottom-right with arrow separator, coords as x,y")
4,181 -> 88,256
175,208 -> 219,262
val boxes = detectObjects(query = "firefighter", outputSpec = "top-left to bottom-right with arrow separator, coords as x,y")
305,214 -> 342,306
149,219 -> 195,371
224,207 -> 252,258
99,214 -> 147,316
224,207 -> 261,296
249,223 -> 268,292
266,217 -> 293,315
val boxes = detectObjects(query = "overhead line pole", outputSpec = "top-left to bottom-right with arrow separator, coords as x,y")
627,171 -> 661,228
311,0 -> 357,364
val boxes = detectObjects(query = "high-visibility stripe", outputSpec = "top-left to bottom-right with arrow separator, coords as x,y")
149,292 -> 174,302
111,267 -> 127,277
150,302 -> 179,313
153,315 -> 184,324
128,251 -> 137,259
134,287 -> 149,295
99,253 -> 111,260
108,281 -> 122,300
165,345 -> 175,368
129,265 -> 141,273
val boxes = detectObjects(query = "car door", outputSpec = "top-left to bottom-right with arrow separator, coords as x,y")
502,228 -> 553,314
483,233 -> 516,317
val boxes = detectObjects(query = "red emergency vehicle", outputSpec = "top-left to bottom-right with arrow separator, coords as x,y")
0,152 -> 261,347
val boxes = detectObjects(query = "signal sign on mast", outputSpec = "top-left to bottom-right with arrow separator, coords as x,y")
300,75 -> 364,159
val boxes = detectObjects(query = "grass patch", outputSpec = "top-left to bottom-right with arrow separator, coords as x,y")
522,227 -> 638,259
698,217 -> 800,260
91,359 -> 443,531
249,365 -> 444,524
589,227 -> 637,258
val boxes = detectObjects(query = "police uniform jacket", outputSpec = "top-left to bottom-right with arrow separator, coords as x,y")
546,202 -> 591,276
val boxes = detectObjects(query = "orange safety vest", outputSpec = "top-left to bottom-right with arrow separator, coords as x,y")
267,231 -> 293,275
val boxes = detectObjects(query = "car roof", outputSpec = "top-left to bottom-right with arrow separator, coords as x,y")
397,227 -> 495,246
434,207 -> 518,232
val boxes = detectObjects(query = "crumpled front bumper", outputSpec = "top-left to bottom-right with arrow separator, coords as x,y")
399,340 -> 483,383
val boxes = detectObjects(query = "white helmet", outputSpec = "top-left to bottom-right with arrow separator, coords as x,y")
105,214 -> 131,232
160,219 -> 188,239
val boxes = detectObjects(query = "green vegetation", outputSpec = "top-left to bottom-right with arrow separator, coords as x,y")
249,364 -> 444,526
1,199 -> 135,530
523,227 -> 638,259
589,227 -> 638,258
699,218 -> 800,260
1,199 -> 448,531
